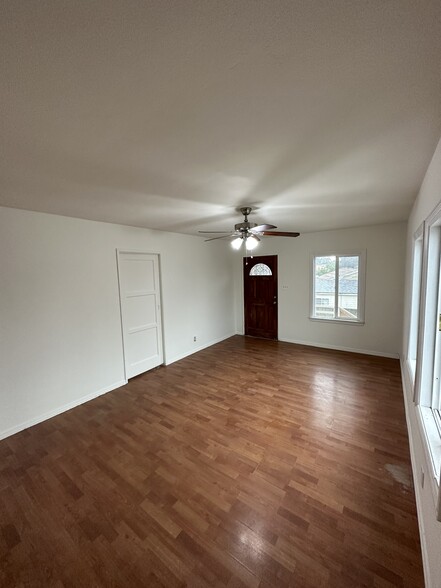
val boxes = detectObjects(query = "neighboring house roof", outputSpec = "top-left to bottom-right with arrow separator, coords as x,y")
315,278 -> 358,295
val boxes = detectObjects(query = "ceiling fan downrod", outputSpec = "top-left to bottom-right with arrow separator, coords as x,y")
239,207 -> 252,223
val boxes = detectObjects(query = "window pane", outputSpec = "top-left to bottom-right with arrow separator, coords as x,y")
249,263 -> 272,276
430,229 -> 441,410
314,256 -> 336,318
417,225 -> 441,407
312,252 -> 365,323
337,256 -> 359,319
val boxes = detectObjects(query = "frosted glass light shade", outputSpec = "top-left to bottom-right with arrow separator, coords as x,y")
246,236 -> 259,250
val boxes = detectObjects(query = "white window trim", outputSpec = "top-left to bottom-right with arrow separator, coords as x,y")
415,203 -> 441,408
309,317 -> 365,326
411,199 -> 441,515
309,250 -> 366,324
407,222 -> 425,399
418,406 -> 441,509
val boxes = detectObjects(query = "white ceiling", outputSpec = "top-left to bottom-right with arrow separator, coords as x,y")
1,1 -> 441,236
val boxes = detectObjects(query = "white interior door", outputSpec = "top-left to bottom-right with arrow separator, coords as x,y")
118,252 -> 164,379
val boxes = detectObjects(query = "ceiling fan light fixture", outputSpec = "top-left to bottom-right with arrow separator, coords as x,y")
246,235 -> 259,250
231,237 -> 243,250
199,207 -> 300,248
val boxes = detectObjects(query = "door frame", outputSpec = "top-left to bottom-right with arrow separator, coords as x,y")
116,249 -> 166,380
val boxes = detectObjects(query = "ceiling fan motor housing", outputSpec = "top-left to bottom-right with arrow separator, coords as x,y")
235,221 -> 258,232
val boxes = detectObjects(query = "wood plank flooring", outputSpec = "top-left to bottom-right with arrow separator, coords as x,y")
0,336 -> 423,587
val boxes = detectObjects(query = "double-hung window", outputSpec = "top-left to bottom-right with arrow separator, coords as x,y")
414,207 -> 441,412
310,251 -> 366,323
410,201 -> 441,493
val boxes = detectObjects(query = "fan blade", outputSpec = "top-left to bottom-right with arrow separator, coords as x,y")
198,230 -> 231,234
252,224 -> 277,232
204,234 -> 235,242
261,231 -> 300,237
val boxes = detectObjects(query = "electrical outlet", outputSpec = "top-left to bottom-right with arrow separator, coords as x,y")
193,336 -> 197,342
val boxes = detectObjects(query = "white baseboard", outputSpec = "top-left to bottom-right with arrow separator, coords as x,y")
165,332 -> 235,366
0,379 -> 127,442
399,359 -> 432,588
277,337 -> 399,359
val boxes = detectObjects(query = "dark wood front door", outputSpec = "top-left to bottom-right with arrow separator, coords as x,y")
243,255 -> 278,339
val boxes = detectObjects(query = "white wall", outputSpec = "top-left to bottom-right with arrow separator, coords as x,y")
402,138 -> 441,588
234,222 -> 406,357
0,206 -> 235,440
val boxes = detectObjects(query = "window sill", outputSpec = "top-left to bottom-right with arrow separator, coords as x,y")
309,317 -> 365,326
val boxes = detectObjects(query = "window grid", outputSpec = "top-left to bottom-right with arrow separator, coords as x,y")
249,263 -> 272,276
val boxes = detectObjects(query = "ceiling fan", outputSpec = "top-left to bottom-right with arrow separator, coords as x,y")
199,207 -> 300,250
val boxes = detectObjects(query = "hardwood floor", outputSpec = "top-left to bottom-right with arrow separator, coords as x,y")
0,336 -> 423,587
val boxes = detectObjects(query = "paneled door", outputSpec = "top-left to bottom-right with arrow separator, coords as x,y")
117,251 -> 163,379
243,255 -> 278,340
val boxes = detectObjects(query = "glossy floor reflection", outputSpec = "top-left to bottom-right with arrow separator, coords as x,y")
0,336 -> 423,587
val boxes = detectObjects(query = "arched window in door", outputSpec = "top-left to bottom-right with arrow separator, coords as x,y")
249,263 -> 272,276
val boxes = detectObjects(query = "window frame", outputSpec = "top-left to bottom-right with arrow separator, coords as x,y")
407,223 -> 424,389
414,204 -> 441,410
411,200 -> 441,487
309,250 -> 366,324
